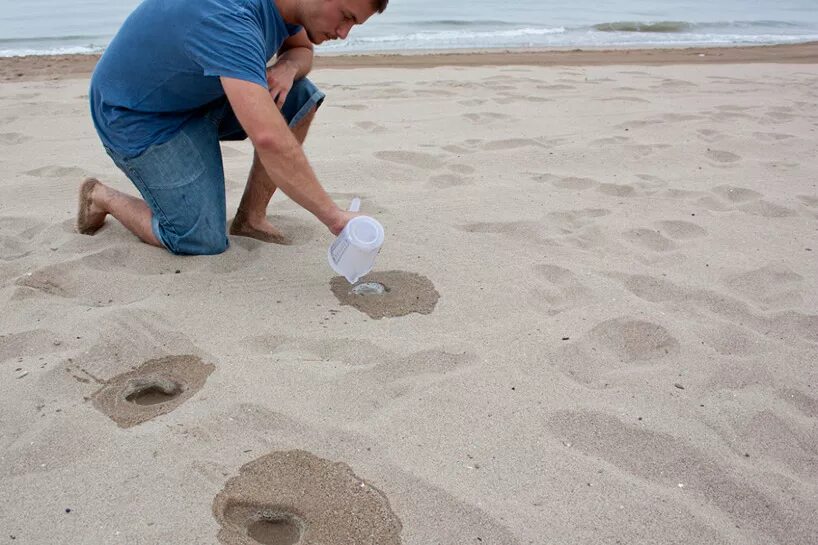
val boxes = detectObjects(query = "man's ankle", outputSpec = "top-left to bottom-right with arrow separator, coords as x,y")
235,206 -> 267,226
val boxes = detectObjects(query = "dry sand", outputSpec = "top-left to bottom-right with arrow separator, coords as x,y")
1,46 -> 817,544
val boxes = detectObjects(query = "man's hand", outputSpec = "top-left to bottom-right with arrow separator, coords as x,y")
266,62 -> 297,110
327,210 -> 362,236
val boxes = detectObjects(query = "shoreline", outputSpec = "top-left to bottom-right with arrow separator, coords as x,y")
1,41 -> 817,82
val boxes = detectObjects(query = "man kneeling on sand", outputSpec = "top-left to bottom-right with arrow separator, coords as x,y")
78,0 -> 387,255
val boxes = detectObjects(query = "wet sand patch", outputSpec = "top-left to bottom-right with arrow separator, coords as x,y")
212,450 -> 402,545
91,355 -> 214,428
330,270 -> 439,319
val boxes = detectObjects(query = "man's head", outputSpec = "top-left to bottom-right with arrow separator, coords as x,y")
296,0 -> 388,45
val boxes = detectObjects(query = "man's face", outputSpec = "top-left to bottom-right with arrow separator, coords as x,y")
301,0 -> 376,45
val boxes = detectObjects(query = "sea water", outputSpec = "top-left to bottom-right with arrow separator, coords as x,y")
2,0 -> 817,57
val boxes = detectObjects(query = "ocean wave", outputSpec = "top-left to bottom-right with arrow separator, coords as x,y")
592,20 -> 806,34
0,34 -> 108,45
325,26 -> 566,48
593,21 -> 693,33
0,45 -> 103,57
411,19 -> 523,28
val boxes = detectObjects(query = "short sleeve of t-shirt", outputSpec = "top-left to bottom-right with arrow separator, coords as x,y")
184,8 -> 268,88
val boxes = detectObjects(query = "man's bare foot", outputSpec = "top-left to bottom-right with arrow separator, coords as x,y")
229,210 -> 291,245
76,177 -> 107,235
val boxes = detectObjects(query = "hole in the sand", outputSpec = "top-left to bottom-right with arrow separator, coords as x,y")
123,378 -> 182,406
351,282 -> 388,296
247,512 -> 303,545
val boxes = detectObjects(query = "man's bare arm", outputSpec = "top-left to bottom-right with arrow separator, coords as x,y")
274,29 -> 313,79
220,76 -> 350,234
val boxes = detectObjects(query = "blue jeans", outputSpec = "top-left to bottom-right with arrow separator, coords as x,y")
103,78 -> 325,255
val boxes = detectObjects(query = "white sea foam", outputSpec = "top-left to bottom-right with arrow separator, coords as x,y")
1,0 -> 817,57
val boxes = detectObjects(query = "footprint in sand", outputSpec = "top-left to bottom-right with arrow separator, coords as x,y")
531,264 -> 592,315
0,235 -> 32,261
441,144 -> 471,155
623,229 -> 676,252
627,143 -> 669,158
427,173 -> 473,188
456,98 -> 487,107
329,270 -> 439,319
737,200 -> 797,218
213,450 -> 402,545
797,195 -> 818,208
698,322 -> 760,357
14,258 -> 164,306
546,410 -> 812,543
80,245 -> 201,276
441,138 -> 487,155
753,131 -> 795,141
245,335 -> 476,416
601,96 -> 650,103
91,355 -> 214,427
555,318 -> 679,384
617,273 -> 818,344
546,208 -> 610,230
24,165 -> 86,178
661,113 -> 704,122
615,119 -> 663,130
536,84 -> 575,91
655,220 -> 707,240
373,150 -> 445,170
414,88 -> 455,97
446,163 -> 475,175
355,121 -> 387,133
597,183 -> 636,198
652,78 -> 697,90
705,149 -> 741,164
722,264 -> 805,309
480,138 -> 542,151
600,320 -> 680,363
777,388 -> 818,418
763,108 -> 796,122
456,220 -> 541,236
696,128 -> 724,142
0,132 -> 29,145
329,103 -> 368,111
710,409 -> 818,484
535,174 -> 598,191
590,136 -> 630,147
461,112 -> 512,124
711,185 -> 762,203
634,174 -> 667,185
0,328 -> 65,363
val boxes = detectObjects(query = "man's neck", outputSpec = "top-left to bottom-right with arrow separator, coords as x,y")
274,0 -> 299,25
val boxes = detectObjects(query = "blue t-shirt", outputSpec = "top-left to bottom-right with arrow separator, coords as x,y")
90,0 -> 301,158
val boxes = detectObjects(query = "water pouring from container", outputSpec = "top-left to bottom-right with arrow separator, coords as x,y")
328,198 -> 384,284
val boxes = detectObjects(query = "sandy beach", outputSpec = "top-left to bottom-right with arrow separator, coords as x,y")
1,45 -> 817,544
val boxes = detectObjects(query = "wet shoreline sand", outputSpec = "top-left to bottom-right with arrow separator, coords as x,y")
1,41 -> 817,82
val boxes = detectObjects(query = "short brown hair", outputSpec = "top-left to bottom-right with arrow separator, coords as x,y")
372,0 -> 388,14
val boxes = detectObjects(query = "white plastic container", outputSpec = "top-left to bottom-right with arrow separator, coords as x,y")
328,198 -> 385,284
